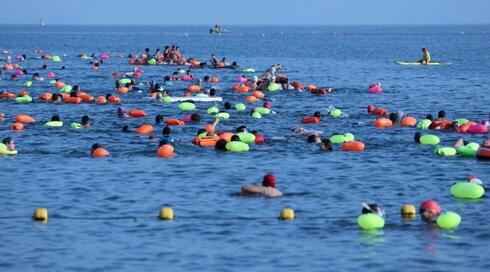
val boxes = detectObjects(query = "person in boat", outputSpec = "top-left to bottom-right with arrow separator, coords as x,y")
420,48 -> 431,64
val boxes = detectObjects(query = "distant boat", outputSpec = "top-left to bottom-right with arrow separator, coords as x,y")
40,18 -> 46,27
209,25 -> 230,34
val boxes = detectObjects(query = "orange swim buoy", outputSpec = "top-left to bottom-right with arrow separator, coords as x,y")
135,124 -> 153,134
457,124 -> 471,133
192,136 -> 219,147
216,62 -> 225,68
165,119 -> 185,126
246,96 -> 257,103
252,91 -> 265,98
79,93 -> 94,103
233,85 -> 250,93
107,96 -> 121,104
38,92 -> 52,101
64,96 -> 82,104
128,109 -> 146,118
218,132 -> 233,142
157,144 -> 175,158
209,77 -> 220,83
96,96 -> 107,104
54,81 -> 65,88
15,114 -> 35,123
342,141 -> 365,151
117,87 -> 129,94
10,122 -> 24,131
187,85 -> 201,92
374,118 -> 393,128
191,60 -> 201,67
0,92 -> 16,99
92,148 -> 109,158
302,116 -> 320,124
400,116 -> 417,127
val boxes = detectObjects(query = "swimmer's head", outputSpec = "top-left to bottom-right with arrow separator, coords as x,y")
307,135 -> 320,143
236,126 -> 247,133
155,114 -> 164,124
91,143 -> 102,153
361,202 -> 384,217
263,101 -> 271,109
389,113 -> 399,124
158,140 -> 169,147
51,115 -> 61,122
122,125 -> 131,132
419,199 -> 441,223
224,102 -> 231,110
117,106 -> 128,117
81,115 -> 90,126
414,132 -> 422,143
230,135 -> 241,142
313,111 -> 321,118
162,126 -> 172,136
215,139 -> 228,151
425,114 -> 434,121
438,111 -> 446,118
191,113 -> 201,122
262,173 -> 276,187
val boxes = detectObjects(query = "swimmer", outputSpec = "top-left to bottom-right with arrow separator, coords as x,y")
319,139 -> 333,151
117,106 -> 129,118
240,173 -> 283,197
0,112 -> 5,123
307,135 -> 321,144
419,199 -> 441,224
361,202 -> 385,217
32,73 -> 43,81
467,175 -> 483,185
50,115 -> 61,122
190,113 -> 201,122
252,130 -> 265,144
155,114 -> 165,125
81,115 -> 90,128
51,93 -> 63,104
122,125 -> 132,133
430,110 -> 452,129
161,126 -> 176,143
90,143 -> 108,157
2,137 -> 16,152
215,139 -> 228,152
290,126 -> 323,136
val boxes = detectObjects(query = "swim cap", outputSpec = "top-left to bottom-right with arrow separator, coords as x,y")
264,101 -> 271,109
468,176 -> 483,185
262,174 -> 276,187
117,106 -> 128,117
419,199 -> 441,215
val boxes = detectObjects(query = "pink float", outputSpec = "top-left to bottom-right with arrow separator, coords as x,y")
368,83 -> 382,94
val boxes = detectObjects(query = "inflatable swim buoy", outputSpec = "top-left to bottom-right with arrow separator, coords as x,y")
451,182 -> 484,199
157,144 -> 175,158
341,141 -> 365,151
401,116 -> 417,127
96,96 -> 107,104
128,109 -> 146,118
374,118 -> 393,128
416,119 -> 432,130
0,143 -> 17,155
135,124 -> 153,134
16,114 -> 35,123
219,132 -> 233,142
434,147 -> 456,156
236,132 -> 256,144
357,213 -> 384,230
64,96 -> 82,104
419,135 -> 440,145
165,119 -> 185,126
226,141 -> 249,152
179,102 -> 196,111
436,211 -> 461,229
302,116 -> 320,124
10,122 -> 24,131
329,133 -> 355,144
192,136 -> 219,147
233,85 -> 250,93
14,95 -> 32,104
92,148 -> 109,158
187,85 -> 201,92
252,91 -> 264,98
44,121 -> 63,127
476,144 -> 490,160
456,142 -> 479,157
39,92 -> 52,101
246,96 -> 257,103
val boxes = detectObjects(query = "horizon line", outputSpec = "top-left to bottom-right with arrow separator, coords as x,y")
0,23 -> 489,27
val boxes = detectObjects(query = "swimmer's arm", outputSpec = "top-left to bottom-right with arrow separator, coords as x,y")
240,184 -> 263,195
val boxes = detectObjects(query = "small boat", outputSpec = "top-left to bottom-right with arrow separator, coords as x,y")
40,18 -> 46,27
209,25 -> 230,34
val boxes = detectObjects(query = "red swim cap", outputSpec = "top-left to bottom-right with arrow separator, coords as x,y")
263,101 -> 271,109
262,174 -> 276,187
420,199 -> 441,215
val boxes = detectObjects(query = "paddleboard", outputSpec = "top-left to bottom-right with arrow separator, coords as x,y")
395,61 -> 451,65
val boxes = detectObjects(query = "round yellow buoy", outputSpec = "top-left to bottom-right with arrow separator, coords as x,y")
401,204 -> 416,218
33,208 -> 48,222
159,207 -> 174,220
280,208 -> 295,220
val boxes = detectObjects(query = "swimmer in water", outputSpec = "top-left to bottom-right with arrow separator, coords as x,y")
2,137 -> 16,152
290,126 -> 323,137
361,202 -> 385,217
240,173 -> 283,197
319,139 -> 333,151
81,115 -> 90,128
0,112 -> 5,123
117,106 -> 129,118
122,125 -> 132,133
419,199 -> 441,224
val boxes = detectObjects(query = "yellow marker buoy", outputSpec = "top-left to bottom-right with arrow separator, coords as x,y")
280,208 -> 295,220
159,207 -> 174,220
33,208 -> 48,222
401,204 -> 416,218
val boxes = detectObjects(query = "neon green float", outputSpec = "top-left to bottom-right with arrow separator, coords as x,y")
436,211 -> 461,229
15,95 -> 32,103
44,121 -> 63,127
61,85 -> 73,93
243,68 -> 255,73
70,123 -> 82,129
329,108 -> 342,117
357,214 -> 385,230
451,182 -> 484,199
207,107 -> 219,114
226,141 -> 249,152
252,112 -> 262,120
179,102 -> 196,111
420,135 -> 440,145
434,147 -> 456,156
0,143 -> 17,155
24,81 -> 32,87
416,119 -> 432,130
235,103 -> 246,111
236,132 -> 256,144
255,107 -> 271,115
267,83 -> 280,92
215,112 -> 230,120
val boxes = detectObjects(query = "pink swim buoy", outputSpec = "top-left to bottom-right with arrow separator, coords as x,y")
47,72 -> 56,78
181,75 -> 192,81
100,54 -> 110,60
182,115 -> 192,122
467,122 -> 488,134
135,68 -> 144,73
368,83 -> 382,94
236,76 -> 247,83
14,70 -> 24,76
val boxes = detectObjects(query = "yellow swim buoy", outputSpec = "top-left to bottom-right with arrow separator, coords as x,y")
280,208 -> 295,220
33,208 -> 48,222
159,207 -> 174,220
401,204 -> 416,218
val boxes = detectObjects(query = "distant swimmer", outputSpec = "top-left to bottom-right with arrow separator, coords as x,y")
420,48 -> 431,64
240,173 -> 283,197
419,199 -> 441,224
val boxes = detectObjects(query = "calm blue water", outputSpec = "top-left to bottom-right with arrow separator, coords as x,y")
0,25 -> 489,272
